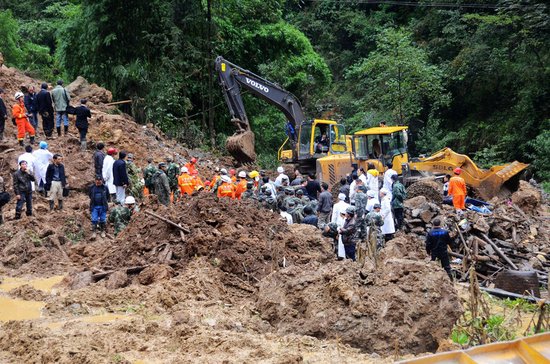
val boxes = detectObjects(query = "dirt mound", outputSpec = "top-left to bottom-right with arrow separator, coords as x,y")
66,76 -> 113,104
407,179 -> 443,204
511,180 -> 541,212
7,284 -> 49,301
257,238 -> 462,355
91,194 -> 333,284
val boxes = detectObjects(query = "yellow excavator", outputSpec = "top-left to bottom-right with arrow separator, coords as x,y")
316,126 -> 528,200
215,56 -> 348,175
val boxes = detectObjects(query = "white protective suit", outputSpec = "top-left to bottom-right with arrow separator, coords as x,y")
32,149 -> 53,185
102,155 -> 116,194
380,194 -> 395,235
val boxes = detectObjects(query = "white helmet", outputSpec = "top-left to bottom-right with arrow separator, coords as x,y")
238,171 -> 246,178
221,175 -> 231,183
277,166 -> 284,174
124,196 -> 136,205
181,166 -> 189,173
14,92 -> 24,100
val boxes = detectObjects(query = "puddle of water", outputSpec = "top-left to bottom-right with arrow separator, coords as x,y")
0,297 -> 45,321
0,275 -> 65,293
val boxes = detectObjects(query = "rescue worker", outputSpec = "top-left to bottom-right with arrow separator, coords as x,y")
0,88 -> 7,141
288,200 -> 303,224
426,218 -> 455,280
209,167 -> 222,192
0,176 -> 7,224
126,153 -> 143,200
331,193 -> 349,228
366,190 -> 378,212
13,160 -> 35,219
241,181 -> 256,200
165,157 -> 180,202
390,174 -> 406,230
354,185 -> 368,239
24,85 -> 38,131
248,170 -> 260,191
365,203 -> 384,250
366,163 -> 379,196
279,205 -> 293,225
51,79 -> 70,136
217,175 -> 236,199
89,175 -> 109,238
113,151 -> 129,204
108,196 -> 133,236
190,169 -> 205,192
383,162 -> 397,200
448,167 -> 467,211
317,182 -> 333,228
143,158 -> 157,194
184,157 -> 198,175
178,166 -> 195,196
380,188 -> 395,241
13,91 -> 36,146
301,206 -> 318,227
45,154 -> 67,211
235,170 -> 248,199
35,83 -> 54,138
322,222 -> 339,253
229,168 -> 237,183
153,162 -> 171,206
338,206 -> 357,260
93,142 -> 105,177
275,166 -> 289,186
102,147 -> 117,201
32,141 -> 52,194
70,98 -> 92,150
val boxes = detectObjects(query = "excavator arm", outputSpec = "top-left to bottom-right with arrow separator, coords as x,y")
215,56 -> 306,162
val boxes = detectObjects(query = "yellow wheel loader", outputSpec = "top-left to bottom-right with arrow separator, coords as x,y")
316,126 -> 528,200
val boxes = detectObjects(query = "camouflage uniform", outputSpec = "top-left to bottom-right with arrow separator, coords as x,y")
108,205 -> 131,235
366,210 -> 384,249
354,190 -> 368,239
241,189 -> 256,200
127,161 -> 143,200
166,161 -> 180,202
153,170 -> 171,206
143,162 -> 157,194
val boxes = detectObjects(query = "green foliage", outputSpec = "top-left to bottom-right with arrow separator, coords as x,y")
529,128 -> 550,182
0,10 -> 24,65
451,329 -> 469,346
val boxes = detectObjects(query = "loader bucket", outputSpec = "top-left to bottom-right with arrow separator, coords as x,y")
226,130 -> 256,163
476,161 -> 529,200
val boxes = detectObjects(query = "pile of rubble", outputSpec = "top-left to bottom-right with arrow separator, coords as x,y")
403,180 -> 549,290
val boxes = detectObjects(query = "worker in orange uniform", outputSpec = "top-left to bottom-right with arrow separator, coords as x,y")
217,175 -> 235,199
448,167 -> 467,211
235,171 -> 248,199
229,169 -> 237,183
12,92 -> 35,146
178,166 -> 195,196
248,170 -> 260,190
184,157 -> 198,175
190,170 -> 204,191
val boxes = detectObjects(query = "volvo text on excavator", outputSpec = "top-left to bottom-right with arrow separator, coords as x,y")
215,56 -> 348,174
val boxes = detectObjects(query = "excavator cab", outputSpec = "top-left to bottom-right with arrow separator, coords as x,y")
352,126 -> 410,173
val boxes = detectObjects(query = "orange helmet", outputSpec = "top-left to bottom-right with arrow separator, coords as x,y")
454,167 -> 462,175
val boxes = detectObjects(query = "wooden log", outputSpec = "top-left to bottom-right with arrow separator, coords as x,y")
511,204 -> 531,223
512,226 -> 518,244
104,99 -> 132,106
480,286 -> 547,304
92,265 -> 148,281
481,233 -> 518,270
145,210 -> 190,233
494,215 -> 518,224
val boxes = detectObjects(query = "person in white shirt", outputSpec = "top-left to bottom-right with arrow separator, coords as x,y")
274,166 -> 289,186
349,174 -> 358,205
18,145 -> 36,191
358,168 -> 368,185
102,147 -> 117,200
32,141 -> 53,193
366,163 -> 380,197
379,188 -> 395,240
383,162 -> 397,199
366,190 -> 379,212
279,206 -> 293,225
331,193 -> 350,227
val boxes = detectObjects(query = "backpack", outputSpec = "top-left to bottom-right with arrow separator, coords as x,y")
0,191 -> 11,208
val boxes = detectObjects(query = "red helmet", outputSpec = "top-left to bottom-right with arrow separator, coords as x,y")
454,167 -> 462,175
190,157 -> 197,164
107,148 -> 117,155
190,170 -> 198,176
229,169 -> 236,176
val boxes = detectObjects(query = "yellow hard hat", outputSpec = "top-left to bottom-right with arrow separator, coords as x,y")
249,170 -> 259,178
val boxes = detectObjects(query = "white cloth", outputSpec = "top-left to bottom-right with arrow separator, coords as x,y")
366,197 -> 379,212
331,200 -> 350,227
349,180 -> 357,204
367,173 -> 380,196
102,155 -> 116,194
275,173 -> 289,186
280,211 -> 293,225
116,185 -> 126,204
358,173 -> 368,186
383,168 -> 397,198
337,235 -> 346,259
32,149 -> 53,184
380,195 -> 395,235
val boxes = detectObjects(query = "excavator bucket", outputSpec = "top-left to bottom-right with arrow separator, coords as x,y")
477,161 -> 530,199
226,130 -> 256,163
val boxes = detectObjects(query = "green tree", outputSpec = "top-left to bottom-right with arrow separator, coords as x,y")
0,9 -> 24,65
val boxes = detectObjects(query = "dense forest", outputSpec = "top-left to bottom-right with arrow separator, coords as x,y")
0,0 -> 548,185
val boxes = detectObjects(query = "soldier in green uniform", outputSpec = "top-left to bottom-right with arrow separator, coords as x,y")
354,185 -> 368,239
108,196 -> 134,236
143,158 -> 157,194
366,203 -> 384,250
165,157 -> 180,203
126,153 -> 143,200
241,181 -> 256,200
153,163 -> 171,206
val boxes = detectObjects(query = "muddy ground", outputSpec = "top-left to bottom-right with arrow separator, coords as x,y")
0,65 -> 547,363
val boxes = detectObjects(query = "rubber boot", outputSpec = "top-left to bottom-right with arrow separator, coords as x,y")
58,200 -> 63,210
81,141 -> 87,151
91,224 -> 97,239
99,223 -> 106,238
29,136 -> 35,145
0,214 -> 3,225
15,211 -> 21,220
49,200 -> 55,211
64,125 -> 69,135
18,140 -> 24,146
57,127 -> 61,137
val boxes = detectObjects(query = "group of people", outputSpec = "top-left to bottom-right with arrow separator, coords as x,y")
0,82 -> 92,150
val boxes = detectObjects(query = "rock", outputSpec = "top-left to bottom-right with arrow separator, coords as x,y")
412,208 -> 422,218
105,270 -> 129,289
406,180 -> 443,204
472,216 -> 490,234
420,210 -> 435,224
404,196 -> 428,209
138,264 -> 175,285
511,180 -> 541,212
71,271 -> 93,290
529,257 -> 544,271
66,76 -> 113,104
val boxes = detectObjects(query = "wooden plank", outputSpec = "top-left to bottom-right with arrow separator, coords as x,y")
144,210 -> 190,233
481,233 -> 518,270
